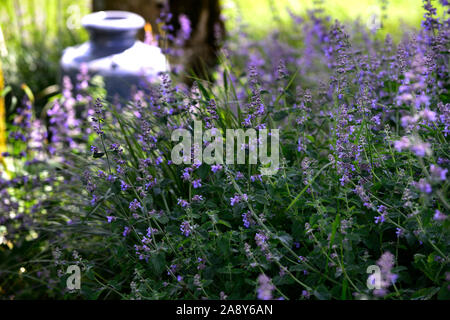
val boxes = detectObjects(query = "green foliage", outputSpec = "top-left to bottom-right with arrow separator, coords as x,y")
0,0 -> 449,300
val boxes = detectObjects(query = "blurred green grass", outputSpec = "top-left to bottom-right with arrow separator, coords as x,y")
0,0 -> 90,114
1,0 -> 443,48
226,0 -> 445,39
0,0 -> 90,47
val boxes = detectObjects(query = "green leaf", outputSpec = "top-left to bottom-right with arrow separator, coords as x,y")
218,219 -> 232,228
329,213 -> 340,248
150,252 -> 166,276
313,285 -> 331,300
286,162 -> 333,212
275,232 -> 292,247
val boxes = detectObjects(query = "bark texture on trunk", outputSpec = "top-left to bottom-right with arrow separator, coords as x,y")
92,0 -> 225,84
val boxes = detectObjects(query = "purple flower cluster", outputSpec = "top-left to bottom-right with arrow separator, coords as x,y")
374,205 -> 388,224
242,65 -> 266,128
255,232 -> 269,252
242,211 -> 254,228
256,274 -> 274,300
180,221 -> 192,237
129,199 -> 142,212
177,198 -> 189,208
230,193 -> 248,206
373,251 -> 398,297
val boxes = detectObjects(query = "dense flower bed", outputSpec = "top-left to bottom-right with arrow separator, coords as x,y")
0,1 -> 449,299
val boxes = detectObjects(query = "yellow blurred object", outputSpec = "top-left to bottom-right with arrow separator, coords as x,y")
0,59 -> 6,164
20,83 -> 34,103
145,22 -> 152,34
144,22 -> 158,46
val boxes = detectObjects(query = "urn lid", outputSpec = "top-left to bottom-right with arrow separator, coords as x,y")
82,11 -> 145,33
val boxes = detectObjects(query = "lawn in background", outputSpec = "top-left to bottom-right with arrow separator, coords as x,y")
227,0 -> 445,39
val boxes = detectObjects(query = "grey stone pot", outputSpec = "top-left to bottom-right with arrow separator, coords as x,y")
61,10 -> 169,100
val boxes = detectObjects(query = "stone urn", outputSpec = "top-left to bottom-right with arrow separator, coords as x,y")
61,10 -> 169,100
